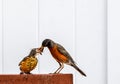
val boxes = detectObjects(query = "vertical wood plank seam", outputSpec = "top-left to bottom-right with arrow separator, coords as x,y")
103,0 -> 108,84
1,0 -> 4,73
0,0 -> 3,73
73,0 -> 76,83
36,0 -> 40,73
106,0 -> 108,84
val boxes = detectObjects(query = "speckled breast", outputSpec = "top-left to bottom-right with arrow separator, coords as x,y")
19,56 -> 38,73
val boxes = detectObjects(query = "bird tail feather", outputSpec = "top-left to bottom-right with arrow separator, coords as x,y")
71,64 -> 86,77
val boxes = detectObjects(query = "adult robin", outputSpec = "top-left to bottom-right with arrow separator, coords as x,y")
19,48 -> 41,74
39,39 -> 86,77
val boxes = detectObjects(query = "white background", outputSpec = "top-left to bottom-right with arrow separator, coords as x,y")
108,0 -> 120,84
0,0 -> 119,84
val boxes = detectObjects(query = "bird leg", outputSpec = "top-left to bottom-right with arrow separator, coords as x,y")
57,63 -> 64,73
54,62 -> 62,74
54,62 -> 64,74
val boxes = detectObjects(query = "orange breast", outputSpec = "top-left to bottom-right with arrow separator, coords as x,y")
49,45 -> 68,63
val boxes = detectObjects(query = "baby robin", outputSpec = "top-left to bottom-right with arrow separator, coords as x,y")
19,48 -> 41,74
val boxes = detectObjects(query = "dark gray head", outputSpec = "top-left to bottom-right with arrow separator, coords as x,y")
42,39 -> 54,48
38,39 -> 55,54
29,48 -> 39,56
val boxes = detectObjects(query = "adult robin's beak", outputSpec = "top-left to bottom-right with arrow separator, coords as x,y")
37,46 -> 44,55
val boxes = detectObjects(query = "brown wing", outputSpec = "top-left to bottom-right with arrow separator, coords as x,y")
56,43 -> 75,64
18,56 -> 29,66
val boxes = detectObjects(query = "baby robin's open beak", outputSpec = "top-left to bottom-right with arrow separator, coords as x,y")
36,48 -> 42,55
36,46 -> 44,55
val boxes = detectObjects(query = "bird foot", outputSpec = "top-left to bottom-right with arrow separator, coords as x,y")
49,72 -> 63,74
49,73 -> 58,74
26,72 -> 32,74
20,72 -> 24,74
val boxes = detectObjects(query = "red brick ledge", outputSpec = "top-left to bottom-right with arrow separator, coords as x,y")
0,74 -> 73,84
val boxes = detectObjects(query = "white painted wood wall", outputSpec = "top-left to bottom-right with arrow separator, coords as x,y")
0,0 -> 119,84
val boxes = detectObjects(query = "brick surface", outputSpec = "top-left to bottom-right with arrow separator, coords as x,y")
0,74 -> 73,84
